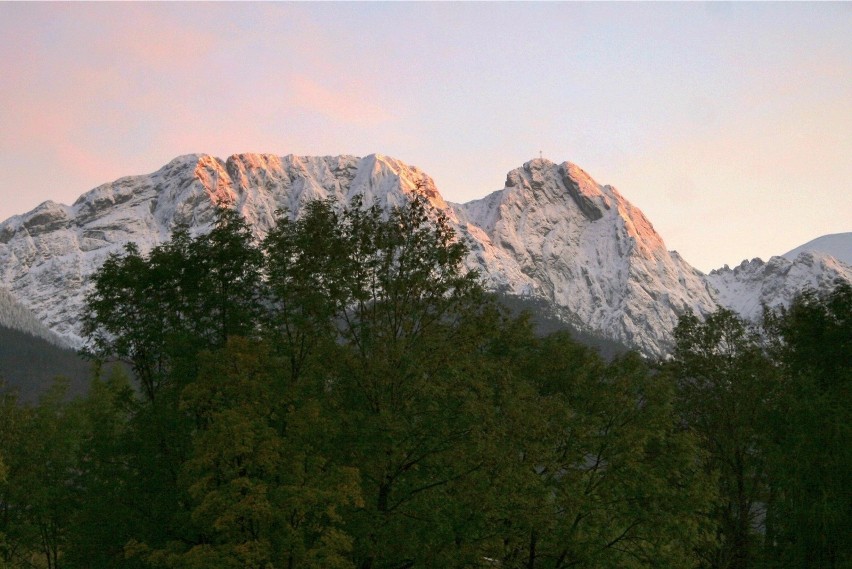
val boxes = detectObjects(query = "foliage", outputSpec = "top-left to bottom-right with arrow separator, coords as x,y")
669,285 -> 851,569
492,336 -> 715,569
761,282 -> 851,569
18,192 -> 843,569
82,206 -> 264,401
0,380 -> 85,569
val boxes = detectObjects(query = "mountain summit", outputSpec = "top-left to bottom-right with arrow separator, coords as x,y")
451,158 -> 717,355
1,153 -> 848,356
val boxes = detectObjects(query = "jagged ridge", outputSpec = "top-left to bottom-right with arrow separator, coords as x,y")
1,153 -> 848,357
0,154 -> 445,346
706,252 -> 852,321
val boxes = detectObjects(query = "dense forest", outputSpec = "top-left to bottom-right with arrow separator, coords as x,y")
1,193 -> 849,569
0,326 -> 93,403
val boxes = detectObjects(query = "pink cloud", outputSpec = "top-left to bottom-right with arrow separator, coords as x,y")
290,75 -> 391,124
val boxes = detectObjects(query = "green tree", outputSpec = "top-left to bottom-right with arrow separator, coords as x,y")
671,309 -> 777,569
78,204 -> 265,567
82,205 -> 264,402
77,190 -> 497,569
762,282 -> 851,568
0,386 -> 19,568
63,366 -> 140,569
134,337 -> 362,569
262,199 -> 350,383
486,334 -> 714,569
73,190 -> 720,569
0,380 -> 85,569
310,192 -> 498,569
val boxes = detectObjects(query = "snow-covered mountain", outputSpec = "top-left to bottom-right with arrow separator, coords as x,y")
0,153 -> 439,345
782,232 -> 852,266
706,252 -> 852,322
451,159 -> 717,355
0,153 -> 847,357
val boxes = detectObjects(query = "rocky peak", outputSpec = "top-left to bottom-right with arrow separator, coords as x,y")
454,159 -> 717,356
558,162 -> 608,221
3,151 -> 845,358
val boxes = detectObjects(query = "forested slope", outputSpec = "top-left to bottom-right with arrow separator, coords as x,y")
0,325 -> 92,402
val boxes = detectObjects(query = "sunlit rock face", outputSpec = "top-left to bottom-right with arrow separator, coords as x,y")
1,153 -> 847,356
0,153 -> 440,345
452,159 -> 717,356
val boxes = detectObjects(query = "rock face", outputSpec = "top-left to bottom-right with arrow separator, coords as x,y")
706,252 -> 852,322
0,153 -> 441,345
452,159 -> 717,355
0,286 -> 67,347
0,153 -> 848,357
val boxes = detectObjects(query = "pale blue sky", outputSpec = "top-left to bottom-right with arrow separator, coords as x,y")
1,2 -> 849,271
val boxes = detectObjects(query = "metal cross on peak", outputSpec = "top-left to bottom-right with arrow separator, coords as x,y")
539,150 -> 543,160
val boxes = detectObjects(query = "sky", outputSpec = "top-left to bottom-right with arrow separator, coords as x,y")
0,2 -> 849,272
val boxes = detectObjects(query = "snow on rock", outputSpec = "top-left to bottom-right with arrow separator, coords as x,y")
0,286 -> 69,347
707,252 -> 852,321
1,152 -> 847,357
0,153 -> 433,346
453,159 -> 716,356
782,232 -> 852,266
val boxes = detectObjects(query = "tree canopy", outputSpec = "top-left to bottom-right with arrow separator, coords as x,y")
1,193 -> 847,569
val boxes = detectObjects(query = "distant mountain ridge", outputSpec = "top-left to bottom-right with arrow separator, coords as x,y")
0,153 -> 848,357
783,232 -> 852,266
707,251 -> 851,322
0,324 -> 93,402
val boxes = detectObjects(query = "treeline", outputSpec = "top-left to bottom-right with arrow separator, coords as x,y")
0,194 -> 848,569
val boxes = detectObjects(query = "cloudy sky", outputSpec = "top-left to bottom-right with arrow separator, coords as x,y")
1,2 -> 849,271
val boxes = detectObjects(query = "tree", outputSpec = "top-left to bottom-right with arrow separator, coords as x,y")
0,380 -> 85,569
62,366 -> 140,569
74,191 -> 719,569
0,386 -> 19,568
301,192 -> 499,569
82,205 -> 264,402
262,199 -> 351,383
78,204 -> 266,567
671,309 -> 777,569
122,338 -> 360,569
762,282 -> 851,568
79,190 -> 502,569
485,334 -> 714,569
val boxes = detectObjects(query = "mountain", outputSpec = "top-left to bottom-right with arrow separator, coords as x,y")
0,153 -> 847,357
706,252 -> 852,322
0,285 -> 68,346
0,154 -> 450,347
782,232 -> 852,266
451,159 -> 717,355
